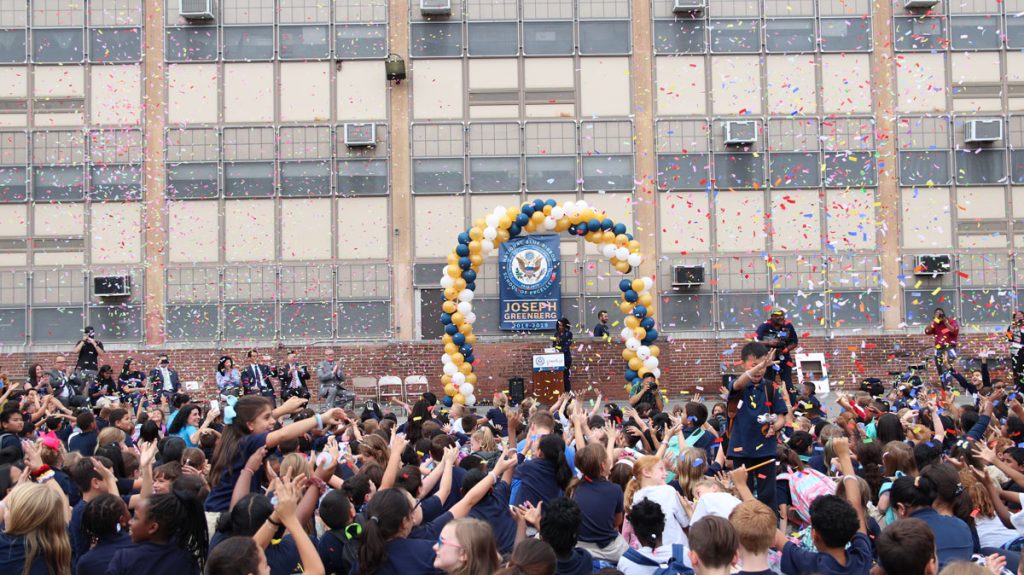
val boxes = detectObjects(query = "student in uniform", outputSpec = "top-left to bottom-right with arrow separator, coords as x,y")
432,518 -> 501,575
105,489 -> 209,575
77,494 -> 133,575
0,483 -> 71,575
351,487 -> 444,575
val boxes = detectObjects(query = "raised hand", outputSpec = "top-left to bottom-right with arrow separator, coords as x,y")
139,441 -> 158,468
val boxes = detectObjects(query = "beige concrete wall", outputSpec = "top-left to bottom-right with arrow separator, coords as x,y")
412,60 -> 463,120
825,190 -> 876,251
281,62 -> 331,122
90,64 -> 142,125
281,198 -> 332,260
957,187 -> 1006,220
413,195 -> 463,258
337,61 -> 387,121
469,59 -> 518,90
580,57 -> 630,117
0,67 -> 27,126
821,54 -> 872,115
659,191 -> 710,254
0,205 -> 26,237
715,191 -> 766,252
766,56 -> 817,116
339,197 -> 389,260
168,200 -> 219,263
34,204 -> 84,236
896,53 -> 947,113
224,63 -> 274,123
711,56 -> 761,115
90,202 -> 142,264
901,188 -> 953,249
168,64 -> 218,124
655,57 -> 705,116
769,190 -> 820,251
225,199 -> 276,261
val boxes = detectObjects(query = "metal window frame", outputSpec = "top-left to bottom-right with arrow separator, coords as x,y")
896,114 -> 953,187
466,20 -> 521,57
763,16 -> 817,54
948,13 -> 1002,51
521,19 -> 576,56
87,25 -> 143,63
652,17 -> 708,55
277,23 -> 332,61
0,28 -> 27,63
30,26 -> 86,64
818,15 -> 873,53
221,24 -> 276,62
578,18 -> 633,55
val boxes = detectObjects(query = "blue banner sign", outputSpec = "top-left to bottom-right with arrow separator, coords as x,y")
499,234 -> 561,330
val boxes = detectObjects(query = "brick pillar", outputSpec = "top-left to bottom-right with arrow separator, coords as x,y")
389,0 -> 414,340
631,0 -> 659,315
143,0 -> 167,345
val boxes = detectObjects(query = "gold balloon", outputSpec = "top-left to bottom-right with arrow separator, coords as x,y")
473,218 -> 486,229
442,301 -> 457,314
628,240 -> 641,252
468,240 -> 482,254
453,392 -> 465,405
615,234 -> 630,247
451,312 -> 465,326
619,301 -> 634,313
466,373 -> 477,384
555,218 -> 571,232
444,342 -> 458,354
459,323 -> 473,335
470,254 -> 483,266
499,215 -> 512,229
446,265 -> 461,278
637,367 -> 651,378
444,384 -> 456,396
465,333 -> 477,345
459,362 -> 473,375
447,253 -> 459,265
454,278 -> 467,291
622,348 -> 636,361
639,293 -> 653,308
451,352 -> 464,365
496,228 -> 510,243
542,205 -> 553,216
441,375 -> 452,386
602,230 -> 616,244
625,316 -> 640,329
531,211 -> 545,224
628,357 -> 643,371
615,261 -> 630,273
631,279 -> 645,292
444,287 -> 458,300
634,327 -> 647,340
442,334 -> 453,344
649,345 -> 660,358
469,227 -> 484,241
580,208 -> 595,221
585,231 -> 600,243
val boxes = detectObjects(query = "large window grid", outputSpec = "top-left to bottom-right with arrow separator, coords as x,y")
904,252 -> 1018,329
822,117 -> 877,188
0,0 -> 145,64
767,118 -> 820,189
1009,115 -> 1024,185
954,116 -> 1008,186
893,2 -> 1018,51
897,116 -> 952,187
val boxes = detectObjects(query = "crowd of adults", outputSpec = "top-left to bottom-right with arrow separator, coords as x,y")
3,312 -> 1024,575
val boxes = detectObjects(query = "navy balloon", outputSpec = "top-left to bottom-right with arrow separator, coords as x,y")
462,269 -> 477,283
464,354 -> 475,364
453,333 -> 466,346
624,369 -> 639,382
545,198 -> 557,207
643,329 -> 659,344
619,279 -> 633,292
601,218 -> 614,231
443,395 -> 453,407
568,224 -> 577,235
613,223 -> 627,235
458,232 -> 471,245
627,233 -> 634,241
459,257 -> 472,270
509,223 -> 522,237
441,313 -> 452,325
522,204 -> 534,216
575,226 -> 588,236
624,290 -> 638,303
516,213 -> 529,226
466,282 -> 476,291
632,305 -> 647,318
640,317 -> 655,330
456,244 -> 470,257
445,324 -> 458,335
460,344 -> 473,355
587,219 -> 601,232
533,199 -> 545,210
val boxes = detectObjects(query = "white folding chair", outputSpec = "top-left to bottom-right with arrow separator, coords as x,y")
351,376 -> 379,403
403,375 -> 430,402
378,376 -> 404,412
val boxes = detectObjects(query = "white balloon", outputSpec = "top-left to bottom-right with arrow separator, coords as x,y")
627,253 -> 642,267
620,327 -> 633,340
615,247 -> 630,260
465,393 -> 476,407
551,207 -> 564,220
494,206 -> 507,216
652,368 -> 661,378
442,354 -> 452,365
576,200 -> 589,210
563,201 -> 578,216
457,301 -> 472,315
458,289 -> 475,302
452,372 -> 466,385
626,338 -> 641,351
459,382 -> 474,396
465,312 -> 477,324
440,275 -> 455,289
443,363 -> 458,375
644,357 -> 660,369
485,214 -> 500,228
481,239 -> 494,253
637,346 -> 651,360
642,277 -> 654,291
483,227 -> 497,240
543,216 -> 557,230
602,244 -> 617,258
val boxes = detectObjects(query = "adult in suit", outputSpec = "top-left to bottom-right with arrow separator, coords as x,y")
280,350 -> 311,401
149,354 -> 181,406
47,355 -> 82,406
240,349 -> 277,407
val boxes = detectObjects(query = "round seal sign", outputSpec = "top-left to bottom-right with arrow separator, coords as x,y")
506,241 -> 557,294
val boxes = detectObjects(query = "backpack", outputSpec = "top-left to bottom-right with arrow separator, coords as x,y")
782,467 -> 836,525
622,546 -> 694,575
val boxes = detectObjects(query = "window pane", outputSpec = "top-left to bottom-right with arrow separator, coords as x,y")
770,152 -> 819,188
32,307 -> 84,344
718,293 -> 772,330
961,289 -> 1015,326
894,17 -> 945,51
820,17 -> 871,52
411,22 -> 462,57
653,19 -> 706,54
579,20 -> 630,55
824,152 -> 877,187
713,153 -> 763,189
89,164 -> 141,201
523,21 -> 573,55
1009,14 -> 1024,49
526,156 -> 576,191
830,291 -> 880,328
900,151 -> 950,186
1012,150 -> 1024,185
89,305 -> 142,342
225,303 -> 276,340
904,289 -> 956,326
0,29 -> 26,63
279,25 -> 330,60
464,297 -> 500,335
0,308 -> 25,344
0,166 -> 27,202
166,304 -> 218,341
336,24 -> 387,58
166,27 -> 217,62
167,163 -> 218,199
660,293 -> 715,330
33,28 -> 83,63
950,16 -> 1001,51
710,19 -> 760,53
582,155 -> 633,191
33,166 -> 84,201
765,18 -> 815,53
418,289 -> 446,339
412,158 -> 464,194
89,28 -> 141,62
956,148 -> 1007,185
281,302 -> 333,338
223,26 -> 274,61
337,301 -> 389,337
281,161 -> 331,197
470,157 -> 520,192
776,291 -> 827,328
224,162 -> 275,197
467,22 -> 517,56
658,154 -> 709,190
337,159 -> 388,196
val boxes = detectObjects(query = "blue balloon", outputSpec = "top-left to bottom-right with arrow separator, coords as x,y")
458,232 -> 471,245
624,290 -> 638,303
460,344 -> 473,355
453,333 -> 466,346
521,204 -> 534,216
464,354 -> 475,364
627,233 -> 634,241
516,213 -> 529,226
601,218 -> 614,231
445,324 -> 459,335
567,224 -> 577,235
545,198 -> 557,207
443,395 -> 453,407
625,369 -> 639,382
533,199 -> 545,210
465,282 -> 476,291
459,257 -> 472,270
619,279 -> 633,292
456,244 -> 470,257
441,313 -> 452,325
640,317 -> 655,330
462,269 -> 477,283
509,223 -> 522,237
575,226 -> 588,236
632,305 -> 647,318
613,223 -> 627,235
587,219 -> 602,232
643,329 -> 659,344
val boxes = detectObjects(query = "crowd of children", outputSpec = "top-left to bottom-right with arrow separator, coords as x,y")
3,339 -> 1024,575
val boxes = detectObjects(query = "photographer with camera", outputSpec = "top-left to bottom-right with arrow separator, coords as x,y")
755,309 -> 799,396
925,307 -> 960,384
628,372 -> 664,413
1007,311 -> 1024,389
72,326 -> 104,393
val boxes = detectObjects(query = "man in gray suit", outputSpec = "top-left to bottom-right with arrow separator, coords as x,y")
318,349 -> 353,408
47,355 -> 81,406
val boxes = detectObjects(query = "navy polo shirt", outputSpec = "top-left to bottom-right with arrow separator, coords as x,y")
266,535 -> 303,575
106,541 -> 200,575
348,537 -> 443,575
468,479 -> 517,554
512,458 -> 562,507
205,431 -> 269,512
77,534 -> 132,575
574,478 -> 624,545
909,508 -> 973,569
726,377 -> 788,459
781,532 -> 872,575
423,465 -> 464,520
0,532 -> 47,575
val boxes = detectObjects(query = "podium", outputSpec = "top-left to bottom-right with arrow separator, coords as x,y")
532,352 -> 565,404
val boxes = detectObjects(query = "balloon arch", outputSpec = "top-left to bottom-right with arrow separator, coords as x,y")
438,198 -> 661,407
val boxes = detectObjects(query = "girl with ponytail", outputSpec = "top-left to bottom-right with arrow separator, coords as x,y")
107,488 -> 209,575
890,474 -> 973,569
622,455 -> 690,549
355,487 -> 443,575
512,434 -> 572,507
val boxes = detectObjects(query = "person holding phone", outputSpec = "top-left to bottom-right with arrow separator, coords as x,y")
73,326 -> 104,391
1007,311 -> 1024,389
925,307 -> 960,385
149,354 -> 180,406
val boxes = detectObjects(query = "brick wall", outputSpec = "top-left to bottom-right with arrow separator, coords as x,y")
1,332 -> 1013,403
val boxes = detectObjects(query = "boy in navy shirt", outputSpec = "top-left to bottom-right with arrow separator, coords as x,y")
875,518 -> 938,575
726,342 -> 788,510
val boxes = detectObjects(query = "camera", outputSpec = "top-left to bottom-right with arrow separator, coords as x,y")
756,413 -> 778,425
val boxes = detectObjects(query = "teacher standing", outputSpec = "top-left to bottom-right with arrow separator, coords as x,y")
553,317 -> 573,392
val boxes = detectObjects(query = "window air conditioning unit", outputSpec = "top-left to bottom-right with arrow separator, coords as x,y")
673,0 -> 706,14
724,121 -> 757,146
904,0 -> 939,9
179,0 -> 215,20
420,0 -> 452,16
965,119 -> 1003,144
94,275 -> 132,297
343,123 -> 376,148
914,254 -> 952,277
672,265 -> 705,287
